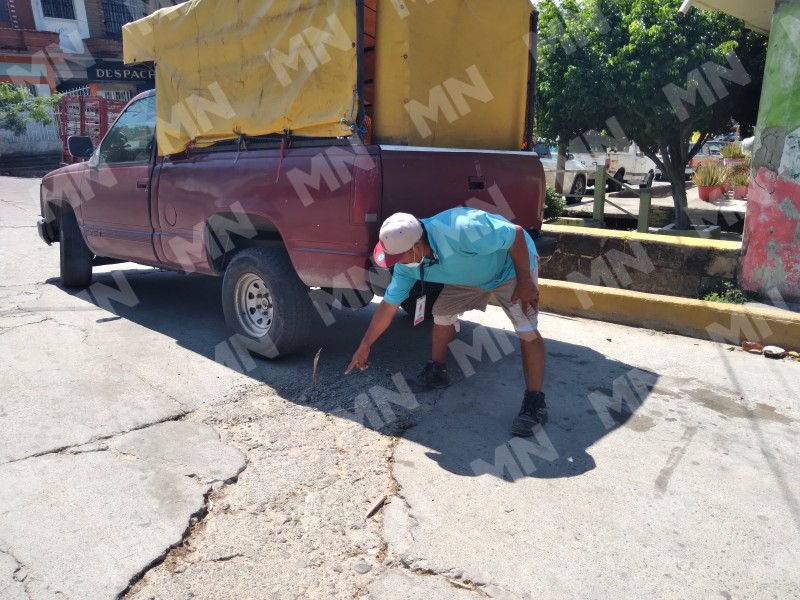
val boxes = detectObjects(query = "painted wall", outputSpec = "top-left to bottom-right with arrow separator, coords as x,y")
741,0 -> 800,303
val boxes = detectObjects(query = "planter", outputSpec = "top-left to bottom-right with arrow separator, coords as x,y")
723,158 -> 746,167
548,217 -> 587,226
657,224 -> 722,239
733,184 -> 748,199
698,185 -> 724,202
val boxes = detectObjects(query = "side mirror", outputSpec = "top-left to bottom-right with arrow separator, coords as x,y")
68,136 -> 94,159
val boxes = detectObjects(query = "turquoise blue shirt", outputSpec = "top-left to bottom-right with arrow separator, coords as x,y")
383,208 -> 539,305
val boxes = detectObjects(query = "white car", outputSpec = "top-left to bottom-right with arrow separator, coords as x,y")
536,145 -> 590,203
570,150 -> 606,187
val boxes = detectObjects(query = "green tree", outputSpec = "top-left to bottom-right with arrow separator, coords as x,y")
536,0 -> 767,229
537,0 -> 609,193
0,84 -> 62,138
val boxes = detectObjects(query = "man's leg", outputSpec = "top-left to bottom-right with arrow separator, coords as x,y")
432,322 -> 456,364
494,263 -> 548,436
415,286 -> 489,390
519,330 -> 546,392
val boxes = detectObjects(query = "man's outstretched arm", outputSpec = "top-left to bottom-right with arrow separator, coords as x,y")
346,300 -> 401,374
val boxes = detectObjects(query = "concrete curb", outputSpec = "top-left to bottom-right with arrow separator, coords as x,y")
539,278 -> 800,351
542,223 -> 743,249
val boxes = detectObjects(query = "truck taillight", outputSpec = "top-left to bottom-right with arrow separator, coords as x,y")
352,154 -> 380,225
604,158 -> 611,168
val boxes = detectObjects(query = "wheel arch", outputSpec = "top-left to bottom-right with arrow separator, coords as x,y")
206,212 -> 286,274
44,198 -> 79,241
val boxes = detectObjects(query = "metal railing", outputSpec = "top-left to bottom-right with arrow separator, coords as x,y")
101,0 -> 133,36
99,90 -> 133,101
41,0 -> 76,20
61,85 -> 91,96
592,166 -> 653,234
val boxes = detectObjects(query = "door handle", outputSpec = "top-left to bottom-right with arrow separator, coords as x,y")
137,179 -> 149,190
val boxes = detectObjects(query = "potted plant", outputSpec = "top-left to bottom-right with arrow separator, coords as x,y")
721,142 -> 746,167
730,169 -> 749,199
692,163 -> 727,202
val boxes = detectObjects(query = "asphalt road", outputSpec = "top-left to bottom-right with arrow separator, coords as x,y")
1,176 -> 799,599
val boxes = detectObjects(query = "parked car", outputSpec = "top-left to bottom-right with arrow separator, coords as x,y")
606,143 -> 658,190
565,140 -> 607,187
535,144 -> 590,203
570,149 -> 605,187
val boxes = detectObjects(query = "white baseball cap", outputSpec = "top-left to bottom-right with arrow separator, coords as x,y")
373,213 -> 423,268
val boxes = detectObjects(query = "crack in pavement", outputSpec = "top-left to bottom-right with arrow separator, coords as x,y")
3,412 -> 191,466
0,543 -> 34,599
118,488 -> 214,598
0,317 -> 52,336
381,441 -> 524,599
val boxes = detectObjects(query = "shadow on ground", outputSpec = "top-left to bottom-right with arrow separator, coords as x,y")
54,267 -> 659,482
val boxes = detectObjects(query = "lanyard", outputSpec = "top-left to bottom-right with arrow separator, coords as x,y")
420,261 -> 426,296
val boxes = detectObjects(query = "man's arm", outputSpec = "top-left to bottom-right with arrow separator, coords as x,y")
508,226 -> 539,313
345,300 -> 400,374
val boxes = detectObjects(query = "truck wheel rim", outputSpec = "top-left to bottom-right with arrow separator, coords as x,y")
235,273 -> 274,337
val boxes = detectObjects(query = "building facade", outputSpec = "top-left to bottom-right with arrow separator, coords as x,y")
0,0 -> 163,98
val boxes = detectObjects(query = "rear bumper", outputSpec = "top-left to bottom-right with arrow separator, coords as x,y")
37,219 -> 57,246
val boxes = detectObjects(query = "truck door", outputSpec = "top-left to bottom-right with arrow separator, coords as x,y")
80,94 -> 157,264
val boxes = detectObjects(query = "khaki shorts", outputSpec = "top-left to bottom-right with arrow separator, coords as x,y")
431,259 -> 540,336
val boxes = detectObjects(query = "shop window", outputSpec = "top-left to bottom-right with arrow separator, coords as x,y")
0,0 -> 12,24
41,0 -> 76,20
102,0 -> 140,37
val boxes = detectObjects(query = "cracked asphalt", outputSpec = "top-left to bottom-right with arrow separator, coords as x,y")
2,176 -> 799,599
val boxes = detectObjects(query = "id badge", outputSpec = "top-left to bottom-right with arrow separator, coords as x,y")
414,295 -> 427,326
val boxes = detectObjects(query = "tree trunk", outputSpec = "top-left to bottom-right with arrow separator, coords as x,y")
670,180 -> 690,230
555,140 -> 568,195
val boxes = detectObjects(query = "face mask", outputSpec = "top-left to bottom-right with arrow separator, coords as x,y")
403,246 -> 422,268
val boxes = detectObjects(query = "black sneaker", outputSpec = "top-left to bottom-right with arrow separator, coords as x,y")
415,360 -> 451,390
509,391 -> 548,437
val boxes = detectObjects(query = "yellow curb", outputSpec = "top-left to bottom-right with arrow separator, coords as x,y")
538,279 -> 800,352
542,224 -> 742,251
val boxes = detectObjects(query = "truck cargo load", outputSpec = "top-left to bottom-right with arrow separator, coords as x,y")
123,0 -> 534,156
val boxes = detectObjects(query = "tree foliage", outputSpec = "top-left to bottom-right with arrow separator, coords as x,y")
536,0 -> 768,228
0,84 -> 62,137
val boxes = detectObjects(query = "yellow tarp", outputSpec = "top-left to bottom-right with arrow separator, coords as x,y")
372,0 -> 532,150
123,0 -> 357,155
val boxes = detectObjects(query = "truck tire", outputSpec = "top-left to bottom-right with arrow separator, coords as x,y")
567,175 -> 586,204
59,210 -> 94,289
222,247 -> 314,359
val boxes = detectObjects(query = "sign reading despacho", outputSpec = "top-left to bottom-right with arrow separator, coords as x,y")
88,62 -> 154,83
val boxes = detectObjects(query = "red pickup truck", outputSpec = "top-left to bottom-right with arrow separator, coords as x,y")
38,90 -> 553,357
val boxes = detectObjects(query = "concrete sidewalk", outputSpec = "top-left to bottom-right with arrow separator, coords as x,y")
565,182 -> 747,231
2,175 -> 798,599
380,306 -> 800,599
